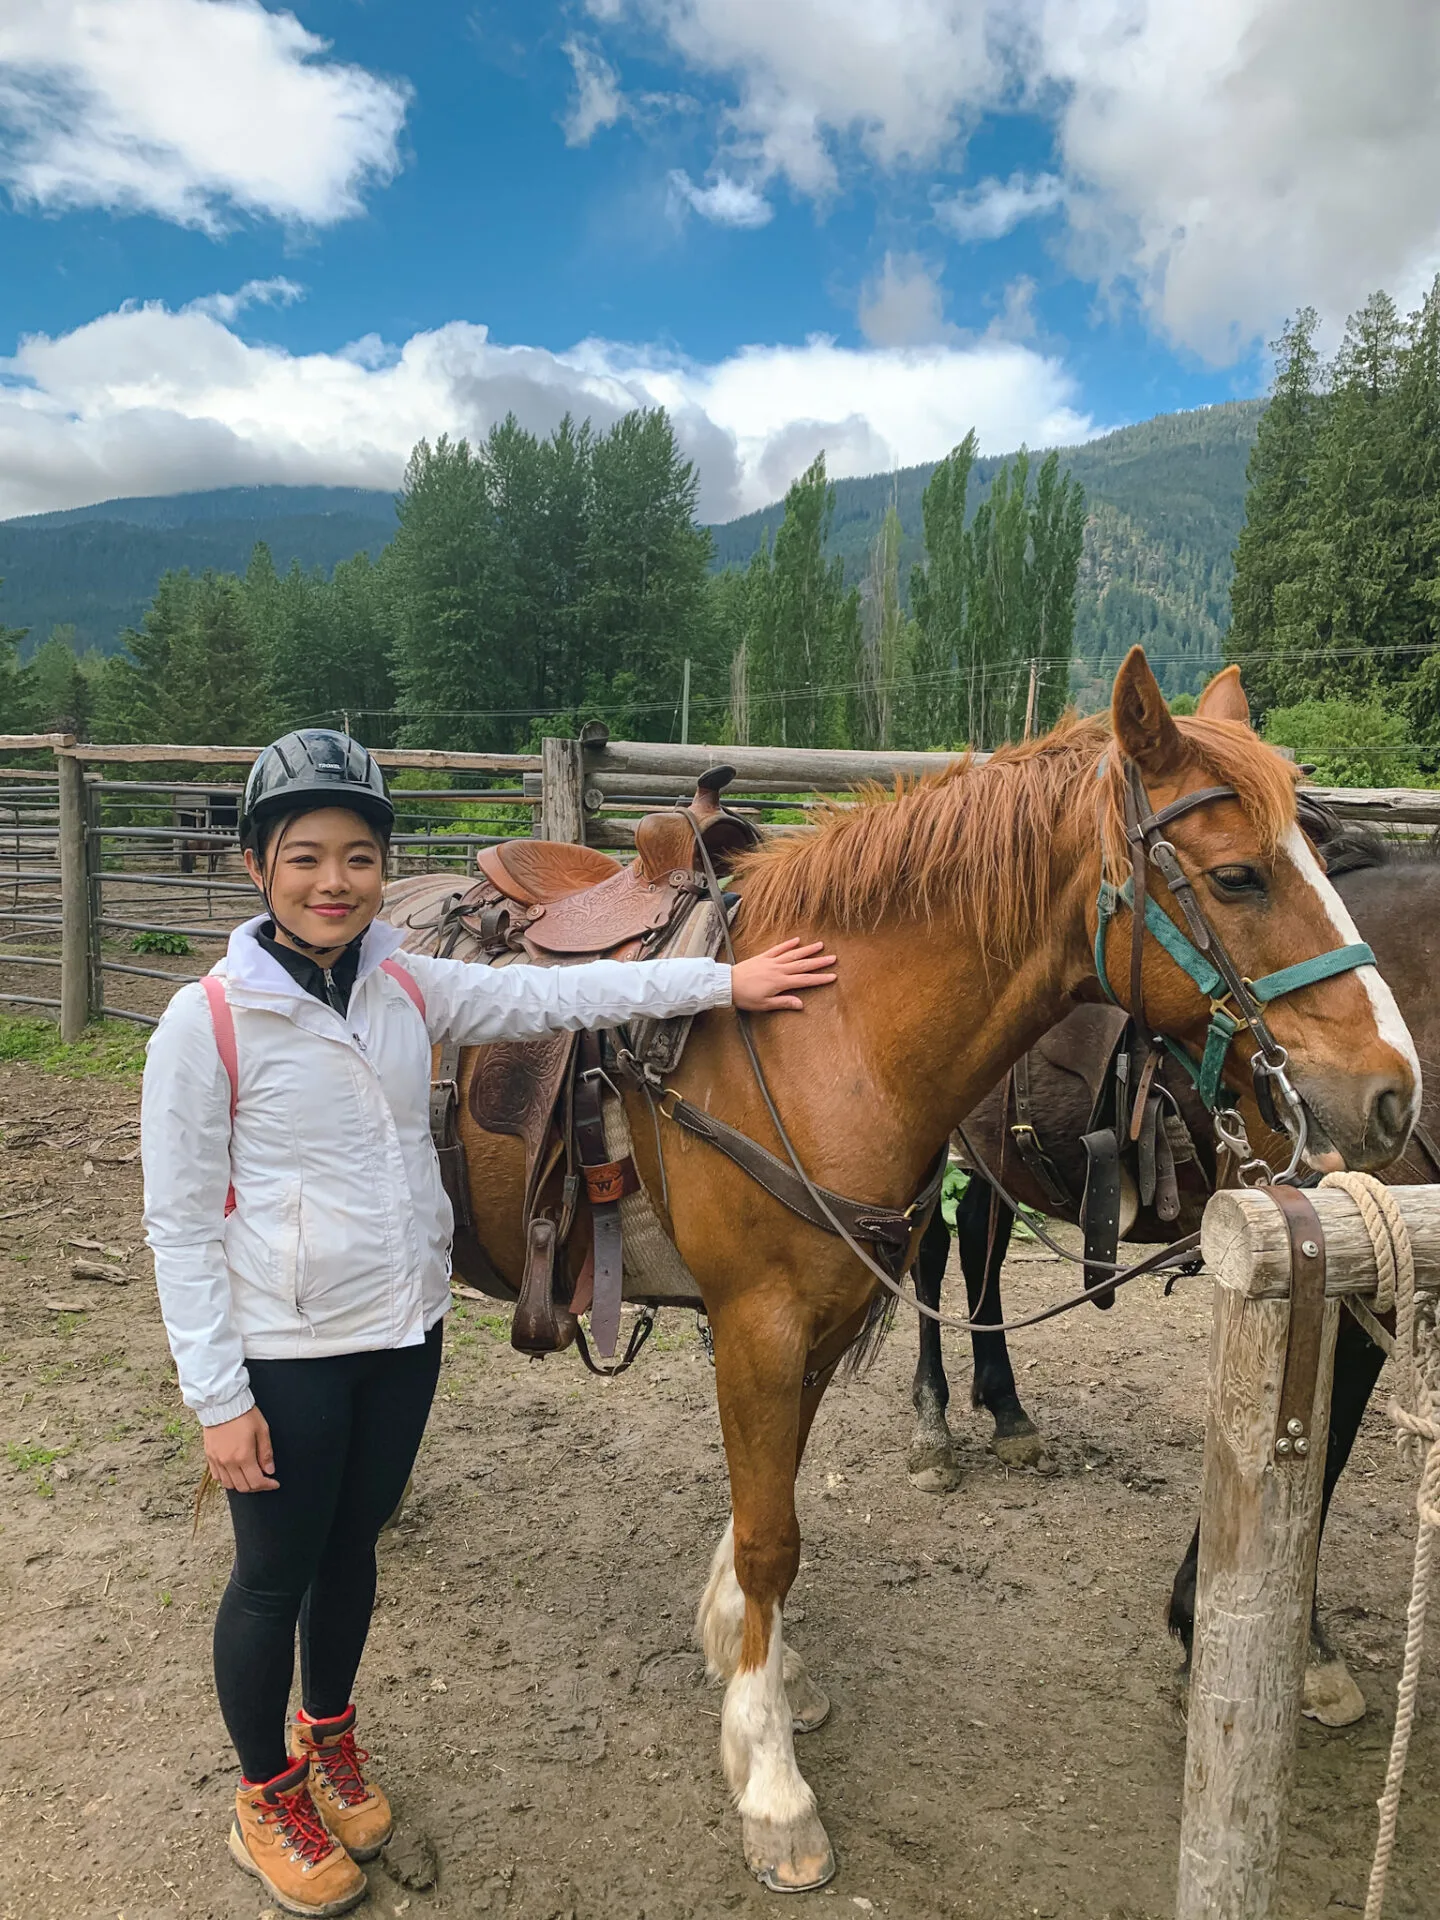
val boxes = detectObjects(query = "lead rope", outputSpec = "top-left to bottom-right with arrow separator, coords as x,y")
1316,1173 -> 1439,1920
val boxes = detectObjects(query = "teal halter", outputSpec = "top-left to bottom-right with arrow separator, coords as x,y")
1094,875 -> 1374,1111
1095,760 -> 1376,1131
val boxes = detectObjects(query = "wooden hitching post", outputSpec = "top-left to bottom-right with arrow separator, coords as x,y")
539,736 -> 586,844
1176,1189 -> 1340,1920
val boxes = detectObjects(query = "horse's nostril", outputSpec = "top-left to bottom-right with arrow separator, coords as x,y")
1374,1088 -> 1405,1143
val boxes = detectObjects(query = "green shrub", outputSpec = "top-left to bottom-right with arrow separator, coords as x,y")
130,929 -> 192,956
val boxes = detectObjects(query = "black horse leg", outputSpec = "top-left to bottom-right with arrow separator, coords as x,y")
954,1179 -> 1044,1468
908,1208 -> 962,1491
1168,1308 -> 1387,1720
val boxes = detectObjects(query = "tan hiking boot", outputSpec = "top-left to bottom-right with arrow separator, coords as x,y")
229,1757 -> 366,1917
292,1705 -> 394,1862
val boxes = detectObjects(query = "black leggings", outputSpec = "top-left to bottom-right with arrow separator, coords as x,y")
214,1323 -> 443,1784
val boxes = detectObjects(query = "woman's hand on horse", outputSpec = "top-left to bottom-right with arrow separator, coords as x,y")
731,939 -> 838,1013
203,1407 -> 278,1492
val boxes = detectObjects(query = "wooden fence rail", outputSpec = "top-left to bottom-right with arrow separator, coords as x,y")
1,728 -> 1438,1040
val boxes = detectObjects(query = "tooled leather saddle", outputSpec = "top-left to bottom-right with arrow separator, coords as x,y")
389,769 -> 761,1367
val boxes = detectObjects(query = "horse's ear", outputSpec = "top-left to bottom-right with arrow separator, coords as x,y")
1112,647 -> 1184,777
1196,664 -> 1251,726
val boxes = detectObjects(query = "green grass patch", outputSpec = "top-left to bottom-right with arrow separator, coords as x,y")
0,1013 -> 148,1079
6,1439 -> 69,1474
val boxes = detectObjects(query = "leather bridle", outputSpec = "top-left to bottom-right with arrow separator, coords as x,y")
1095,759 -> 1375,1183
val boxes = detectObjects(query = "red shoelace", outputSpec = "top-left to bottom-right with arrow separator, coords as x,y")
314,1729 -> 372,1809
268,1781 -> 337,1866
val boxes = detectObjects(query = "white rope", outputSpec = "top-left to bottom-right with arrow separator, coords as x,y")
1318,1173 -> 1440,1920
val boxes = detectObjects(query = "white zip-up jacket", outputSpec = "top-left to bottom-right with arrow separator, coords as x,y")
142,914 -> 731,1426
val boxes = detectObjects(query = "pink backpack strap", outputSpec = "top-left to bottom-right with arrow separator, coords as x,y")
200,976 -> 239,1218
380,957 -> 427,1022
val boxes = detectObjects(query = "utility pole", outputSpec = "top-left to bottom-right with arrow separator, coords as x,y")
680,658 -> 691,745
1022,659 -> 1039,742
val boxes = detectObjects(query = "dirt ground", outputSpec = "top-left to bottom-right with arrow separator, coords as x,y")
1,1050 -> 1435,1920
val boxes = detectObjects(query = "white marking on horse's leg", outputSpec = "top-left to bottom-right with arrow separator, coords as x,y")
1282,824 -> 1422,1099
721,1605 -> 816,1824
696,1517 -> 744,1682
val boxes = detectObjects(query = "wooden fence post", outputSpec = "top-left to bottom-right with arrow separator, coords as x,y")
539,736 -> 585,843
56,748 -> 91,1041
1176,1199 -> 1340,1920
83,775 -> 102,1023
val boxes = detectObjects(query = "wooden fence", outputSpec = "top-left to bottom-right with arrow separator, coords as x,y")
3,726 -> 1438,1040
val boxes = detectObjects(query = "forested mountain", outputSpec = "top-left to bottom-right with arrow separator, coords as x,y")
0,489 -> 396,655
0,406 -> 1260,698
714,400 -> 1263,701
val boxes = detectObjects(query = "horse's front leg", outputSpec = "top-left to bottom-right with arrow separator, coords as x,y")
698,1355 -> 834,1738
955,1179 -> 1044,1468
908,1207 -> 963,1491
702,1302 -> 836,1892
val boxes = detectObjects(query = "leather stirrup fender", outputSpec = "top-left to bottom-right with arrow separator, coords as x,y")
1079,1127 -> 1121,1308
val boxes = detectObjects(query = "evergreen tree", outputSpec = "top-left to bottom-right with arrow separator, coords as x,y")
578,410 -> 714,733
743,455 -> 860,748
858,505 -> 911,749
909,431 -> 976,744
1228,309 -> 1322,710
909,436 -> 1084,747
0,588 -> 31,732
26,626 -> 92,736
388,436 -> 514,752
1229,285 -> 1440,728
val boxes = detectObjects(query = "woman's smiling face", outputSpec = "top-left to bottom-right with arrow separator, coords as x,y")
243,806 -> 386,956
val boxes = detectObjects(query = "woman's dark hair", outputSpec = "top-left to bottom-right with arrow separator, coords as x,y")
254,805 -> 391,872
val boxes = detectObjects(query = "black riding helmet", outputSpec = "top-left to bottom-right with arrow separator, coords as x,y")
240,729 -> 394,856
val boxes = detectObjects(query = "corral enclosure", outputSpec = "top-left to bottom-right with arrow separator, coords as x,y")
1,728 -> 1437,1917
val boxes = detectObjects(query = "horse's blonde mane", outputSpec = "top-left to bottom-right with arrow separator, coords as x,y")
732,713 -> 1299,965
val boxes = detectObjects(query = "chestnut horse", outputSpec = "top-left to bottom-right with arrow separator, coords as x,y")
441,650 -> 1419,1891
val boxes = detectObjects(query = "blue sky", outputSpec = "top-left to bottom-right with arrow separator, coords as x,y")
2,2 -> 1437,522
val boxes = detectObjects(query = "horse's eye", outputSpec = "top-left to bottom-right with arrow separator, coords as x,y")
1207,864 -> 1267,899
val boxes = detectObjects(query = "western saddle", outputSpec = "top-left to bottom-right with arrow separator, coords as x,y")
390,769 -> 761,1367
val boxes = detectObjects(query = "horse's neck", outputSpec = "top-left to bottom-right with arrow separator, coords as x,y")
821,850 -> 1098,1161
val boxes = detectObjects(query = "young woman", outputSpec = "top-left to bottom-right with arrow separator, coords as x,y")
141,729 -> 835,1917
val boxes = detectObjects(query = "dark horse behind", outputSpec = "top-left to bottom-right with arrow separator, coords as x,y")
910,817 -> 1440,1723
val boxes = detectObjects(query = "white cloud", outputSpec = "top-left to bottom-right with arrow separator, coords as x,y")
616,0 -> 1003,196
668,168 -> 772,227
1039,0 -> 1440,361
857,253 -> 956,346
562,36 -> 625,145
598,2 -> 1440,363
936,171 -> 1065,243
186,277 -> 305,323
0,0 -> 409,231
0,297 -> 1096,524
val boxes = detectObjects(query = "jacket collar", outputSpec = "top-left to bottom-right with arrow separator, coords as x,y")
216,914 -> 407,1012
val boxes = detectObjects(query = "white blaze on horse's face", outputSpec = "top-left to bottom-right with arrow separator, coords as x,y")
1277,823 -> 1421,1167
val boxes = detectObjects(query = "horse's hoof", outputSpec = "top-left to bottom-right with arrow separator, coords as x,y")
906,1438 -> 962,1493
1303,1656 -> 1366,1727
988,1421 -> 1045,1470
742,1811 -> 836,1893
784,1653 -> 831,1735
